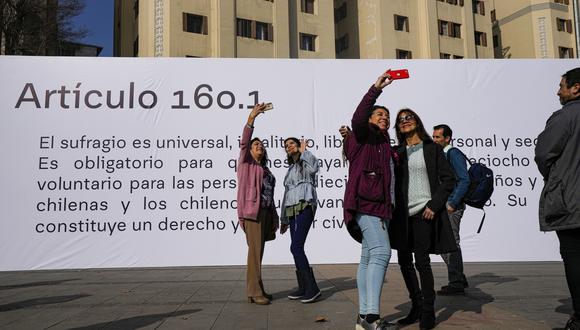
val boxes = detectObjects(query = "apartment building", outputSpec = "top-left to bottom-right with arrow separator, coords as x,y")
492,0 -> 577,58
114,0 -> 578,59
114,0 -> 335,58
334,0 -> 495,59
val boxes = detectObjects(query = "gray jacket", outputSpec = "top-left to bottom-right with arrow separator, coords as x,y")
280,150 -> 319,224
535,98 -> 580,231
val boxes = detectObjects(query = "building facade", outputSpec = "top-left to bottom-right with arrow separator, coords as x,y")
114,0 -> 578,59
114,0 -> 335,58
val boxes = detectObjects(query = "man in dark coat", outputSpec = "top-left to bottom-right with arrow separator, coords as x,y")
535,67 -> 580,330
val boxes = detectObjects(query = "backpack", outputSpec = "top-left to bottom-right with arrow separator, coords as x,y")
447,147 -> 494,233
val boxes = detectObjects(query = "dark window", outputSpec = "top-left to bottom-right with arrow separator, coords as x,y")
336,33 -> 349,53
555,0 -> 570,4
475,31 -> 487,46
439,20 -> 461,38
473,0 -> 485,15
438,20 -> 449,36
300,33 -> 316,51
334,2 -> 347,23
183,13 -> 207,35
453,55 -> 464,59
559,47 -> 574,58
557,18 -> 573,33
451,22 -> 461,38
394,15 -> 409,32
440,53 -> 451,59
256,22 -> 269,40
237,18 -> 252,38
396,49 -> 412,59
301,0 -> 315,14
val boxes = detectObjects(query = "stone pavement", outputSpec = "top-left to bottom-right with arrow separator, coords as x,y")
0,262 -> 573,329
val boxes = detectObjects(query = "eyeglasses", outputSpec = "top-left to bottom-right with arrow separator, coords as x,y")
397,114 -> 415,124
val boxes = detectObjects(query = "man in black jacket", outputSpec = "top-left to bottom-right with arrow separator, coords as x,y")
535,67 -> 580,330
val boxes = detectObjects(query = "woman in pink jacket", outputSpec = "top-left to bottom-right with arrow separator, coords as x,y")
237,103 -> 279,305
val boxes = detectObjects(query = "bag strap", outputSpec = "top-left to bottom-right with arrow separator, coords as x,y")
477,209 -> 486,234
448,147 -> 473,166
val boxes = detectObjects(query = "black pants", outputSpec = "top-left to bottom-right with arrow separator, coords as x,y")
557,227 -> 580,318
397,213 -> 435,312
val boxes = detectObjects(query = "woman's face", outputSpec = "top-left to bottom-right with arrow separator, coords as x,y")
368,108 -> 390,130
250,140 -> 265,161
284,139 -> 299,156
397,112 -> 417,135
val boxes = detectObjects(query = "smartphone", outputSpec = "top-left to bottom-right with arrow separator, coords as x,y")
386,69 -> 410,80
264,102 -> 274,111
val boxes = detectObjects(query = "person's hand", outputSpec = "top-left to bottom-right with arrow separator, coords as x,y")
447,204 -> 456,213
249,103 -> 267,120
280,224 -> 288,235
374,72 -> 394,90
299,139 -> 307,153
422,207 -> 435,220
339,125 -> 351,138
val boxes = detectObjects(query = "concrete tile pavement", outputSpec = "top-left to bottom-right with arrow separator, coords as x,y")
0,262 -> 573,329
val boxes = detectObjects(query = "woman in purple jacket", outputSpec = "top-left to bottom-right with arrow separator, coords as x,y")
343,73 -> 398,330
236,103 -> 279,305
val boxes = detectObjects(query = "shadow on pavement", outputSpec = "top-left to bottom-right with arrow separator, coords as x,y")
68,309 -> 202,330
385,272 -> 518,324
0,278 -> 80,290
0,294 -> 90,312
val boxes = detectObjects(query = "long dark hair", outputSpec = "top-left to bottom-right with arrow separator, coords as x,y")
250,137 -> 269,167
284,137 -> 301,165
394,108 -> 432,146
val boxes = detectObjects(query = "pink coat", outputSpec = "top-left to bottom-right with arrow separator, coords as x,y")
236,124 -> 279,223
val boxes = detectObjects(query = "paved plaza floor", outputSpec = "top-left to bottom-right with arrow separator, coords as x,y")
0,262 -> 573,329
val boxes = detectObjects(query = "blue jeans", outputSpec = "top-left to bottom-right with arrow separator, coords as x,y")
289,206 -> 314,271
356,213 -> 391,315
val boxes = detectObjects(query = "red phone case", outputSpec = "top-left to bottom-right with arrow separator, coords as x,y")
386,69 -> 409,80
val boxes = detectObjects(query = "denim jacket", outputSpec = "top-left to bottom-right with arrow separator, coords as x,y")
445,146 -> 471,209
280,150 -> 319,224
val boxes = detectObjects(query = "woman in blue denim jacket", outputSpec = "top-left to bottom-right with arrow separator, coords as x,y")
279,137 -> 321,303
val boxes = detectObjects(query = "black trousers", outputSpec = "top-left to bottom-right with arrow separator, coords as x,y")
397,213 -> 435,312
557,227 -> 580,318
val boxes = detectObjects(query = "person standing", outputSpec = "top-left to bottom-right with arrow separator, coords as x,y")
432,124 -> 470,295
279,137 -> 321,303
390,108 -> 456,330
535,67 -> 580,330
342,72 -> 398,330
237,103 -> 279,305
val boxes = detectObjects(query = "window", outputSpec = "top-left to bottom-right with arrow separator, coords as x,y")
557,18 -> 573,33
396,49 -> 412,59
438,0 -> 464,6
440,53 -> 451,59
336,34 -> 349,53
439,20 -> 461,38
300,33 -> 316,51
453,55 -> 464,59
237,18 -> 252,38
555,0 -> 570,5
301,0 -> 315,14
334,2 -> 347,23
394,15 -> 409,32
183,13 -> 207,35
559,47 -> 574,58
475,31 -> 487,46
473,0 -> 485,15
236,19 -> 273,41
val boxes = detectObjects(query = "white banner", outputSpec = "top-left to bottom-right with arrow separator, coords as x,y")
1,57 -> 578,271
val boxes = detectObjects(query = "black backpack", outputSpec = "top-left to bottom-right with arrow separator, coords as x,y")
447,148 -> 494,233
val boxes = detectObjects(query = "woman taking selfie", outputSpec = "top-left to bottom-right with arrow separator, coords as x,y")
237,103 -> 279,305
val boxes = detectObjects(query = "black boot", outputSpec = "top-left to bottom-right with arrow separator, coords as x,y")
300,267 -> 321,303
398,264 -> 423,325
287,269 -> 305,300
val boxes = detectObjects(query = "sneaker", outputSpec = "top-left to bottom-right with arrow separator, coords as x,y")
355,315 -> 365,330
360,318 -> 399,330
437,285 -> 465,296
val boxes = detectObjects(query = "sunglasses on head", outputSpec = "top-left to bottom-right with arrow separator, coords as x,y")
397,114 -> 415,124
